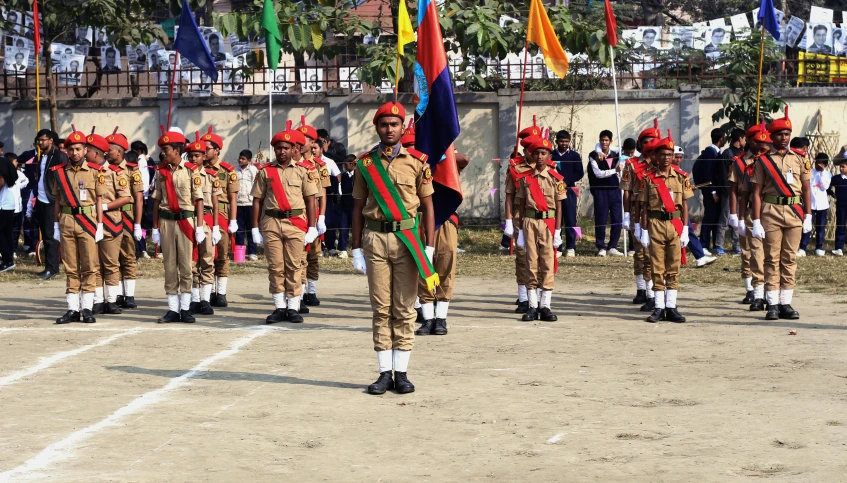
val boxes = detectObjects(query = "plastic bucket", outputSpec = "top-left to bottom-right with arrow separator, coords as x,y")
233,245 -> 247,263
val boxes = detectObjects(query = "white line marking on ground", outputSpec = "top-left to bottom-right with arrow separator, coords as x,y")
0,329 -> 139,389
126,435 -> 178,469
0,328 -> 270,482
547,433 -> 565,444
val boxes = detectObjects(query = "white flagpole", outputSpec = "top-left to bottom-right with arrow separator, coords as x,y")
268,68 -> 274,162
609,46 -> 627,256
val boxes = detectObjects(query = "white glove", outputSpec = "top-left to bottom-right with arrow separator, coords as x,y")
735,222 -> 747,237
317,215 -> 327,235
425,246 -> 435,262
728,213 -> 739,229
623,212 -> 631,231
352,248 -> 367,274
95,223 -> 104,242
134,224 -> 143,241
53,222 -> 61,242
634,223 -> 642,239
680,226 -> 689,248
553,229 -> 563,248
152,228 -> 160,246
228,219 -> 238,234
212,225 -> 222,245
195,226 -> 206,244
803,214 -> 812,233
516,229 -> 525,249
252,227 -> 264,246
304,226 -> 319,245
101,203 -> 109,212
639,229 -> 650,248
752,219 -> 765,239
504,219 -> 514,237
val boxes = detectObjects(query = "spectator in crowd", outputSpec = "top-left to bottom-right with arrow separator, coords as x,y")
694,128 -> 726,254
621,138 -> 638,159
674,146 -> 716,268
552,130 -> 583,257
0,152 -> 20,271
28,129 -> 67,279
719,128 -> 745,255
587,130 -> 625,256
799,153 -> 832,257
234,149 -> 259,260
5,153 -> 29,259
131,141 -> 152,258
316,128 -> 347,165
17,149 -> 38,255
325,154 -> 356,258
829,157 -> 847,256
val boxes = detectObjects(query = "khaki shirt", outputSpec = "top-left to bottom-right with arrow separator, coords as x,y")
505,161 -> 532,196
639,167 -> 694,211
205,160 -> 239,207
751,149 -> 812,196
200,167 -> 224,207
353,146 -> 434,221
304,153 -> 333,190
620,158 -> 649,192
152,160 -> 204,212
517,165 -> 567,210
251,159 -> 319,211
120,161 -> 145,194
299,158 -> 324,199
727,152 -> 755,195
51,162 -> 106,208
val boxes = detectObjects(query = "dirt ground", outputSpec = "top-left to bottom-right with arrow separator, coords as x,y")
1,269 -> 847,482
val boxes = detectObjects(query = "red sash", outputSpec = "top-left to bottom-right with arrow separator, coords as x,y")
525,169 -> 561,274
509,166 -> 532,189
448,213 -> 459,228
121,212 -> 134,232
646,170 -> 684,237
54,167 -> 97,238
263,164 -> 309,233
758,154 -> 804,220
158,165 -> 198,261
632,159 -> 650,181
102,212 -> 124,236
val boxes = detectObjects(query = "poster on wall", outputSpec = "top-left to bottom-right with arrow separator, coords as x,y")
74,26 -> 92,56
270,67 -> 293,94
223,57 -> 245,94
806,23 -> 835,55
127,44 -> 148,74
59,54 -> 86,86
783,17 -> 805,48
299,67 -> 324,93
339,67 -> 363,93
101,46 -> 122,73
730,13 -> 751,40
704,26 -> 729,59
4,45 -> 28,78
189,70 -> 213,96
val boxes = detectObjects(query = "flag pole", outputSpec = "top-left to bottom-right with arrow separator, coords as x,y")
166,50 -> 179,130
35,52 -> 41,132
609,44 -> 626,256
393,54 -> 402,103
514,37 -> 530,152
755,24 -> 766,123
268,68 -> 274,162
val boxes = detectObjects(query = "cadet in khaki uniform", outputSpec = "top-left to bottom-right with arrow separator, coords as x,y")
200,128 -> 238,307
186,138 -> 222,316
251,130 -> 319,324
151,129 -> 206,324
351,102 -> 435,396
750,107 -> 813,320
298,119 -> 330,307
516,138 -> 566,322
638,132 -> 694,323
105,131 -> 145,309
622,121 -> 660,306
53,130 -> 106,324
728,124 -> 769,310
87,132 -> 132,315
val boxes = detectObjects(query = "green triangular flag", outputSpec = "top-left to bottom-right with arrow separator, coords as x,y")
261,0 -> 282,70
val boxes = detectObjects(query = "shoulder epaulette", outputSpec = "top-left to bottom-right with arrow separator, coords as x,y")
790,148 -> 807,157
87,162 -> 104,171
184,162 -> 198,170
258,163 -> 270,170
51,163 -> 67,172
671,165 -> 690,177
219,162 -> 234,171
205,168 -> 217,176
406,148 -> 429,163
548,169 -> 564,181
125,162 -> 138,168
314,157 -> 327,167
296,160 -> 312,169
732,154 -> 744,163
108,164 -> 122,173
356,148 -> 377,160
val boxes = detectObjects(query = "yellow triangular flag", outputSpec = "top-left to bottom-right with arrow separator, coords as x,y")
397,0 -> 415,56
527,0 -> 569,78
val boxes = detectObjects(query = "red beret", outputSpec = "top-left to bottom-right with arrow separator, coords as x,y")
518,126 -> 542,139
745,124 -> 762,138
184,140 -> 207,153
768,106 -> 792,133
270,130 -> 298,147
400,122 -> 415,147
528,138 -> 553,154
287,128 -> 305,146
520,135 -> 541,149
752,124 -> 773,144
372,102 -> 406,124
158,131 -> 186,147
85,134 -> 110,153
106,133 -> 128,151
201,127 -> 224,150
638,119 -> 660,142
298,116 -> 318,141
65,131 -> 88,146
652,130 -> 676,152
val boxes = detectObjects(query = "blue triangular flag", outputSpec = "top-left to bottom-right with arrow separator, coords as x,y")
173,0 -> 219,82
757,0 -> 781,40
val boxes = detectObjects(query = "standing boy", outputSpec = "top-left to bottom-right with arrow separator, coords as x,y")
799,153 -> 832,256
187,137 -> 221,316
828,158 -> 847,256
588,130 -> 624,257
235,149 -> 259,260
552,130 -> 583,257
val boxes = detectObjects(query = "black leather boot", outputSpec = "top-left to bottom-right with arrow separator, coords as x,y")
180,310 -> 196,323
778,304 -> 800,319
299,304 -> 310,314
80,309 -> 96,323
640,298 -> 656,312
415,307 -> 424,322
522,307 -> 539,321
91,303 -> 104,315
433,318 -> 448,335
633,289 -> 647,304
393,372 -> 415,394
765,304 -> 779,320
189,301 -> 201,314
303,293 -> 320,306
199,301 -> 215,315
103,302 -> 122,315
742,291 -> 754,304
416,319 -> 435,335
749,299 -> 766,311
212,294 -> 228,307
367,371 -> 394,395
539,307 -> 557,321
123,296 -> 137,309
515,300 -> 529,313
266,308 -> 287,324
286,309 -> 304,323
157,310 -> 182,323
646,308 -> 665,323
116,295 -> 126,308
56,310 -> 80,324
664,308 -> 686,323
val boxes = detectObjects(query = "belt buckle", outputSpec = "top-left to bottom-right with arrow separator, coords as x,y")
390,221 -> 401,232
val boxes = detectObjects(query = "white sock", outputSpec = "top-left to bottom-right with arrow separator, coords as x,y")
780,289 -> 793,305
180,293 -> 191,311
106,285 -> 120,303
377,350 -> 393,373
393,350 -> 411,372
422,302 -> 435,320
82,292 -> 94,310
118,280 -> 125,296
272,293 -> 286,309
666,289 -> 678,309
646,280 -> 654,298
307,279 -> 317,294
753,285 -> 764,300
192,287 -> 201,303
766,290 -> 779,306
536,288 -> 542,301
167,294 -> 180,312
518,285 -> 528,302
435,301 -> 449,319
636,275 -> 646,290
744,277 -> 753,292
528,288 -> 539,308
287,295 -> 300,312
302,284 -> 306,297
654,291 -> 666,309
540,290 -> 552,308
414,297 -> 421,309
202,284 -> 213,302
124,279 -> 135,297
67,293 -> 80,311
94,286 -> 104,304
217,277 -> 228,295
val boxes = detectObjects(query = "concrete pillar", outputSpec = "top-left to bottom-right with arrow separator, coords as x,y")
678,84 -> 702,218
0,98 -> 13,152
327,93 -> 348,149
497,89 -> 519,220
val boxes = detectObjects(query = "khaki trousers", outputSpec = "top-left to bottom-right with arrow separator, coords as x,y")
514,210 -> 530,285
364,229 -> 417,352
118,229 -> 137,280
214,229 -> 230,278
647,219 -> 681,291
762,204 -> 802,291
261,216 -> 305,297
193,225 -> 214,287
301,240 -> 321,284
98,232 -> 122,287
524,218 -> 555,291
418,221 -> 458,303
740,217 -> 764,286
59,213 -> 100,294
160,218 -> 195,295
634,240 -> 653,280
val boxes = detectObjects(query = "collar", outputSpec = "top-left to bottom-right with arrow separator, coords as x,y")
842,174 -> 847,179
708,144 -> 719,153
379,143 -> 403,161
533,164 -> 550,177
70,161 -> 88,171
653,167 -> 677,179
556,148 -> 568,155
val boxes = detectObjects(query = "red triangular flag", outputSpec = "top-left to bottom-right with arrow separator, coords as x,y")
604,0 -> 618,47
32,0 -> 41,55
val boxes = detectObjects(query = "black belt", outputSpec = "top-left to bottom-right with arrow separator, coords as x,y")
763,195 -> 801,205
364,216 -> 418,233
524,208 -> 556,219
159,209 -> 194,221
648,210 -> 681,221
61,206 -> 94,215
265,208 -> 304,219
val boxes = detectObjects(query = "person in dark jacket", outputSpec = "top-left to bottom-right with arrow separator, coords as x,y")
829,157 -> 847,256
29,129 -> 68,279
316,129 -> 348,165
324,154 -> 356,257
718,128 -> 745,254
553,130 -> 584,256
587,130 -> 624,256
694,128 -> 726,254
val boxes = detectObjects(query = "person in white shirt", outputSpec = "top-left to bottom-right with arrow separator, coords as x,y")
587,130 -> 626,257
799,153 -> 832,256
7,153 -> 29,265
0,153 -> 24,271
235,149 -> 260,260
